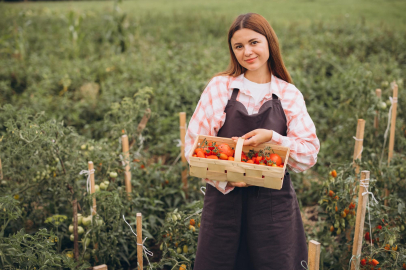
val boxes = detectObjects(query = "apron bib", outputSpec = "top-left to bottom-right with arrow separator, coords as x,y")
193,88 -> 308,270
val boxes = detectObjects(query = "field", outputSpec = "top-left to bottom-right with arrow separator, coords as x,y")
0,0 -> 405,269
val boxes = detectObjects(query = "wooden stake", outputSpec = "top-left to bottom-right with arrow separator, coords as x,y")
348,119 -> 366,244
385,82 -> 398,206
180,112 -> 188,195
0,158 -> 3,180
93,265 -> 108,270
352,119 -> 365,175
351,171 -> 370,270
122,135 -> 132,199
374,89 -> 381,137
88,161 -> 96,215
137,213 -> 143,270
388,82 -> 398,164
130,108 -> 152,149
308,240 -> 321,270
73,199 -> 79,260
137,108 -> 151,134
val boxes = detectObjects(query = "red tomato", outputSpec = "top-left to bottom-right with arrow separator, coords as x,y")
196,151 -> 205,158
207,155 -> 219,159
194,148 -> 202,155
268,153 -> 282,166
219,153 -> 228,160
241,152 -> 248,162
218,143 -> 234,157
202,147 -> 212,155
246,160 -> 254,164
228,156 -> 234,161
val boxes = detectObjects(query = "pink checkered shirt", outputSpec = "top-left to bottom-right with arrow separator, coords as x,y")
184,73 -> 320,195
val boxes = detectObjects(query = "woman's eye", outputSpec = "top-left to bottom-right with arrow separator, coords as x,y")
252,41 -> 258,45
235,45 -> 242,49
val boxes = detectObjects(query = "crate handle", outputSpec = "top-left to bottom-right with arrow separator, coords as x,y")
234,137 -> 245,162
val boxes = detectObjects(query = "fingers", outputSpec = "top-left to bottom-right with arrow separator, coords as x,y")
226,181 -> 251,187
242,130 -> 256,140
244,138 -> 257,146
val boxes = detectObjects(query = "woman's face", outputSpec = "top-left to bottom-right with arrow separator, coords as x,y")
231,28 -> 270,73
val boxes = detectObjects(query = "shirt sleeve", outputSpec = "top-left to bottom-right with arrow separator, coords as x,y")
184,77 -> 232,194
270,85 -> 320,173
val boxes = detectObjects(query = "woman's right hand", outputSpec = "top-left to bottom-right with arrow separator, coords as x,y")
226,181 -> 252,188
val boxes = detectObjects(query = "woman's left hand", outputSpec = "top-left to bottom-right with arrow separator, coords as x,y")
231,129 -> 273,146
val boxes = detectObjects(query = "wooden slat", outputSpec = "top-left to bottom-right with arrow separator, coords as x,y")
180,112 -> 188,195
388,82 -> 398,164
121,135 -> 132,199
352,119 -> 365,175
245,169 -> 262,178
207,163 -> 225,173
263,176 -> 283,190
206,171 -> 228,181
386,82 -> 398,206
351,171 -> 370,270
136,108 -> 151,133
190,166 -> 207,178
88,161 -> 96,215
234,137 -> 244,162
308,240 -> 321,270
136,213 -> 143,270
374,89 -> 381,136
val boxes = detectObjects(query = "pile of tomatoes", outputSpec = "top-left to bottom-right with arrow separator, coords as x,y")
192,140 -> 284,168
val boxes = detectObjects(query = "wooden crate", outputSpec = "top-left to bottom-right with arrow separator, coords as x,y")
188,135 -> 290,190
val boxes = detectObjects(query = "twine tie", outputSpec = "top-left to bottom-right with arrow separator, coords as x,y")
360,178 -> 378,256
384,96 -> 398,140
352,137 -> 363,160
348,254 -> 361,270
79,169 -> 96,216
174,139 -> 182,148
79,169 -> 95,194
200,186 -> 206,195
122,215 -> 153,269
301,260 -> 309,270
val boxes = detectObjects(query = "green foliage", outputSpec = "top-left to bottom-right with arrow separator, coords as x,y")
0,1 -> 405,269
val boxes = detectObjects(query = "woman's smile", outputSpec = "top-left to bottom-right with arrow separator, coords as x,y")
245,57 -> 257,63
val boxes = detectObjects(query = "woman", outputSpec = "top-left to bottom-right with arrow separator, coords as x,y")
184,13 -> 320,270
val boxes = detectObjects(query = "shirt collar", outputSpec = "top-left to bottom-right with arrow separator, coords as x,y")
228,73 -> 283,100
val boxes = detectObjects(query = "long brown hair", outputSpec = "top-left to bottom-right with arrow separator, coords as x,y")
214,13 -> 292,84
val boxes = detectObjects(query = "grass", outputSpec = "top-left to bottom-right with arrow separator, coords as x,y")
2,0 -> 406,30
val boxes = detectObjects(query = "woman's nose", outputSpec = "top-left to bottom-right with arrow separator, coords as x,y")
244,46 -> 253,56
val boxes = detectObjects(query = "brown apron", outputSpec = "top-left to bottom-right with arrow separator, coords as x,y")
193,89 -> 308,270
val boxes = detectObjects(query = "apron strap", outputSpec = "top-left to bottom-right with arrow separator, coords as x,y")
231,88 -> 239,101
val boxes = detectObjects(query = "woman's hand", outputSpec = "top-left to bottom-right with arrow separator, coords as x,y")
226,181 -> 252,188
231,129 -> 273,147
227,129 -> 273,188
